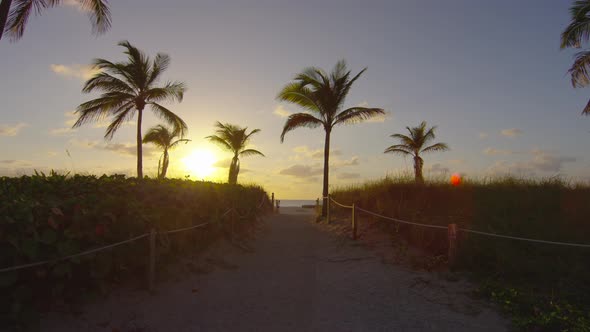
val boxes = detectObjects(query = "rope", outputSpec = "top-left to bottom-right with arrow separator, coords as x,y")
0,233 -> 150,273
355,206 -> 448,230
331,196 -> 590,248
329,196 -> 353,209
458,228 -> 590,248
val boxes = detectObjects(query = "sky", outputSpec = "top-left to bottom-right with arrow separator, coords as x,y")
1,0 -> 589,199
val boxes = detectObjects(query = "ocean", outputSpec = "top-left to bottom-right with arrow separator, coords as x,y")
277,199 -> 317,207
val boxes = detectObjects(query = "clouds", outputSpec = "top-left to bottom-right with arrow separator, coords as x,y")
69,138 -> 156,157
483,147 -> 517,156
487,149 -> 576,176
273,105 -> 291,118
291,145 -> 342,161
500,128 -> 523,137
279,164 -> 323,178
337,172 -> 361,179
0,123 -> 27,136
49,111 -> 78,136
50,64 -> 100,80
428,163 -> 450,174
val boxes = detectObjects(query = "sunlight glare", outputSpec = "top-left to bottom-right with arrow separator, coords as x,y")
183,149 -> 216,179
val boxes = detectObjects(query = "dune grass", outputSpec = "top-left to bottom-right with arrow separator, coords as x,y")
330,175 -> 590,331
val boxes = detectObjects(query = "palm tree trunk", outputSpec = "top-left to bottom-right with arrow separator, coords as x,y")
136,108 -> 143,178
414,155 -> 424,183
229,155 -> 239,185
0,0 -> 12,41
321,129 -> 331,217
161,149 -> 169,178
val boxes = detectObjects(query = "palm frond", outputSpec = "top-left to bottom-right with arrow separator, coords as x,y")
5,0 -> 38,40
147,53 -> 170,86
82,72 -> 134,94
169,138 -> 191,148
389,133 -> 416,148
568,50 -> 590,87
277,82 -> 322,113
239,149 -> 265,157
561,0 -> 590,48
421,142 -> 449,153
280,113 -> 323,142
333,107 -> 385,125
73,96 -> 134,128
149,102 -> 187,137
103,105 -> 135,140
206,134 -> 232,151
384,146 -> 413,156
80,0 -> 111,35
145,82 -> 185,103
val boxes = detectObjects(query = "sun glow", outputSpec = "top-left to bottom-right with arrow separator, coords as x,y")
182,149 -> 217,179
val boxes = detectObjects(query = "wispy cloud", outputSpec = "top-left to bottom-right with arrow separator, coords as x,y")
487,149 -> 576,175
332,156 -> 359,167
69,139 -> 156,157
291,145 -> 342,161
50,64 -> 100,80
500,128 -> 523,138
483,147 -> 517,156
0,123 -> 27,136
49,111 -> 78,136
279,164 -> 323,178
273,105 -> 291,118
428,163 -> 450,174
479,132 -> 488,139
337,172 -> 361,179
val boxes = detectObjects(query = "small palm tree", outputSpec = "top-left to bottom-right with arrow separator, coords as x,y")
384,121 -> 449,183
1,0 -> 111,41
278,60 -> 384,217
206,122 -> 264,185
142,125 -> 190,179
73,40 -> 187,178
561,0 -> 590,115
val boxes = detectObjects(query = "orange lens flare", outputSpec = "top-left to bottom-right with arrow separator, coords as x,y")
450,173 -> 461,186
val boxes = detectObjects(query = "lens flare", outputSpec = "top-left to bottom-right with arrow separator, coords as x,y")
450,173 -> 461,186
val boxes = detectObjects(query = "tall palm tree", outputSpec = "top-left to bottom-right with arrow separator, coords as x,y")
384,121 -> 449,183
561,0 -> 590,115
206,121 -> 264,185
142,125 -> 190,179
278,60 -> 384,217
1,0 -> 111,41
73,40 -> 187,178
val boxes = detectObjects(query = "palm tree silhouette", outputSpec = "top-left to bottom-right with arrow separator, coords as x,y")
72,41 -> 187,178
142,125 -> 190,179
384,121 -> 449,183
561,0 -> 590,115
206,122 -> 264,185
278,60 -> 384,217
1,0 -> 111,41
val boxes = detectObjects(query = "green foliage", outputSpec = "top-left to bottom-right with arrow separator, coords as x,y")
331,176 -> 590,332
0,173 -> 270,330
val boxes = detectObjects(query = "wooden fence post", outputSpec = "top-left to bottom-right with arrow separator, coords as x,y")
326,195 -> 330,224
148,228 -> 156,292
271,193 -> 275,213
448,223 -> 457,267
316,198 -> 320,221
352,203 -> 357,240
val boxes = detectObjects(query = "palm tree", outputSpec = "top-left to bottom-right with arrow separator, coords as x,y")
384,121 -> 449,183
142,125 -> 190,179
278,60 -> 384,217
206,122 -> 264,185
561,0 -> 590,115
1,0 -> 111,41
72,40 -> 187,178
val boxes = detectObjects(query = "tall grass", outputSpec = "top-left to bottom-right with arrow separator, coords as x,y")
331,175 -> 590,331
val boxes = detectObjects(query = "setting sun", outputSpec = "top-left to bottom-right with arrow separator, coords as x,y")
182,149 -> 217,179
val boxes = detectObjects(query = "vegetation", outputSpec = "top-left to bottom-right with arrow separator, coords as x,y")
143,124 -> 190,179
561,0 -> 590,115
330,176 -> 590,332
0,0 -> 111,41
277,60 -> 384,217
0,172 -> 270,330
384,121 -> 449,183
73,41 -> 187,178
206,121 -> 264,185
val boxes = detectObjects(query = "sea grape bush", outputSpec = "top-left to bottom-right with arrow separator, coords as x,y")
0,172 -> 269,329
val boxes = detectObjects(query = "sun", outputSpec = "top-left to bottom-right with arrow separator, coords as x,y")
182,149 -> 217,179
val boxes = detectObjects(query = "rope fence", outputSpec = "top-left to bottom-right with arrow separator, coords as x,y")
0,195 -> 269,290
324,195 -> 590,259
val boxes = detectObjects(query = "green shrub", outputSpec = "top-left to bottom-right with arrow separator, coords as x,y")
0,173 -> 270,330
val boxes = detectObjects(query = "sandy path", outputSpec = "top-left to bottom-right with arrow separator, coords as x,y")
41,207 -> 508,332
